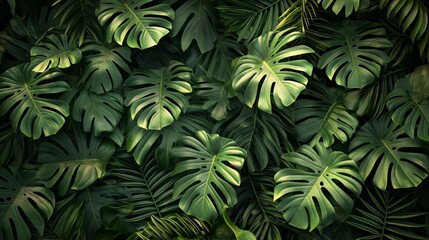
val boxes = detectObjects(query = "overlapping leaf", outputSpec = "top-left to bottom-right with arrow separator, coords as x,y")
274,144 -> 363,231
317,20 -> 392,89
36,126 -> 115,195
172,130 -> 246,220
232,30 -> 314,113
96,0 -> 174,50
387,65 -> 429,141
317,0 -> 360,16
349,113 -> 429,190
276,0 -> 318,32
0,63 -> 70,139
30,34 -> 82,72
124,61 -> 192,130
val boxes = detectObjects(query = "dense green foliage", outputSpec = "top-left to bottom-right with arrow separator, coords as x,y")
0,0 -> 428,239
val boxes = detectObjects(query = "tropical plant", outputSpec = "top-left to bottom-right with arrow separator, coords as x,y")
0,0 -> 428,239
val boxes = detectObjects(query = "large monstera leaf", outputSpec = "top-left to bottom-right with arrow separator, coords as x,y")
172,130 -> 246,221
171,0 -> 217,53
294,82 -> 359,147
349,113 -> 429,190
73,89 -> 124,136
0,168 -> 55,240
387,65 -> 429,141
36,126 -> 115,195
274,144 -> 363,231
30,34 -> 82,72
124,61 -> 192,131
0,63 -> 70,139
96,0 -> 174,50
317,20 -> 392,89
81,42 -> 131,94
232,30 -> 314,113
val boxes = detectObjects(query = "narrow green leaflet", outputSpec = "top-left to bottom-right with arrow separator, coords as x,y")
317,0 -> 360,16
276,0 -> 318,32
171,0 -> 217,53
81,42 -> 131,94
274,144 -> 362,231
124,61 -> 192,130
172,130 -> 246,220
30,34 -> 82,72
317,20 -> 392,89
96,0 -> 174,50
222,206 -> 256,240
349,114 -> 429,190
73,89 -> 124,136
37,126 -> 115,195
232,30 -> 314,113
0,63 -> 70,139
294,83 -> 359,147
0,168 -> 55,240
387,65 -> 429,141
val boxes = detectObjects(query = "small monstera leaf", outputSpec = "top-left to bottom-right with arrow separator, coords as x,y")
317,20 -> 392,89
317,0 -> 361,16
172,130 -> 246,221
232,30 -> 314,113
36,126 -> 115,195
349,113 -> 429,190
30,34 -> 82,72
81,42 -> 131,94
294,82 -> 359,147
0,168 -> 55,240
73,89 -> 124,136
171,0 -> 217,53
387,65 -> 429,141
0,63 -> 70,139
96,0 -> 174,50
274,144 -> 363,231
124,61 -> 192,130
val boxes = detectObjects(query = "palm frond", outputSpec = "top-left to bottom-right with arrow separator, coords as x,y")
276,0 -> 318,33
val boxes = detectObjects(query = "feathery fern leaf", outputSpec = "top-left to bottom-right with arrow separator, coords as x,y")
276,0 -> 318,33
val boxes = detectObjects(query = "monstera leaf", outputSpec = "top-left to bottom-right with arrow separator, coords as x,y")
73,89 -> 124,136
317,20 -> 392,89
0,63 -> 70,139
172,130 -> 246,220
96,0 -> 174,50
36,126 -> 115,195
349,113 -> 429,190
294,82 -> 359,147
0,168 -> 55,240
217,0 -> 292,41
30,34 -> 82,72
317,0 -> 361,16
232,30 -> 314,113
274,144 -> 363,231
387,65 -> 429,141
171,0 -> 217,53
81,42 -> 131,94
124,61 -> 192,130
127,112 -> 212,168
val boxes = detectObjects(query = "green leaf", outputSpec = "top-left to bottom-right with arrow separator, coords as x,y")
349,113 -> 429,190
222,206 -> 256,240
317,20 -> 392,89
387,65 -> 429,141
126,112 -> 213,168
172,130 -> 246,221
51,199 -> 86,240
53,0 -> 103,46
232,30 -> 314,113
81,41 -> 131,94
124,61 -> 192,130
0,63 -> 70,139
36,126 -> 115,195
294,83 -> 359,147
274,143 -> 363,231
6,0 -> 15,15
348,185 -> 429,240
317,0 -> 360,16
276,0 -> 318,32
0,121 -> 29,167
30,34 -> 82,72
73,89 -> 124,136
96,0 -> 174,49
0,168 -> 55,240
217,0 -> 292,41
171,0 -> 217,53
